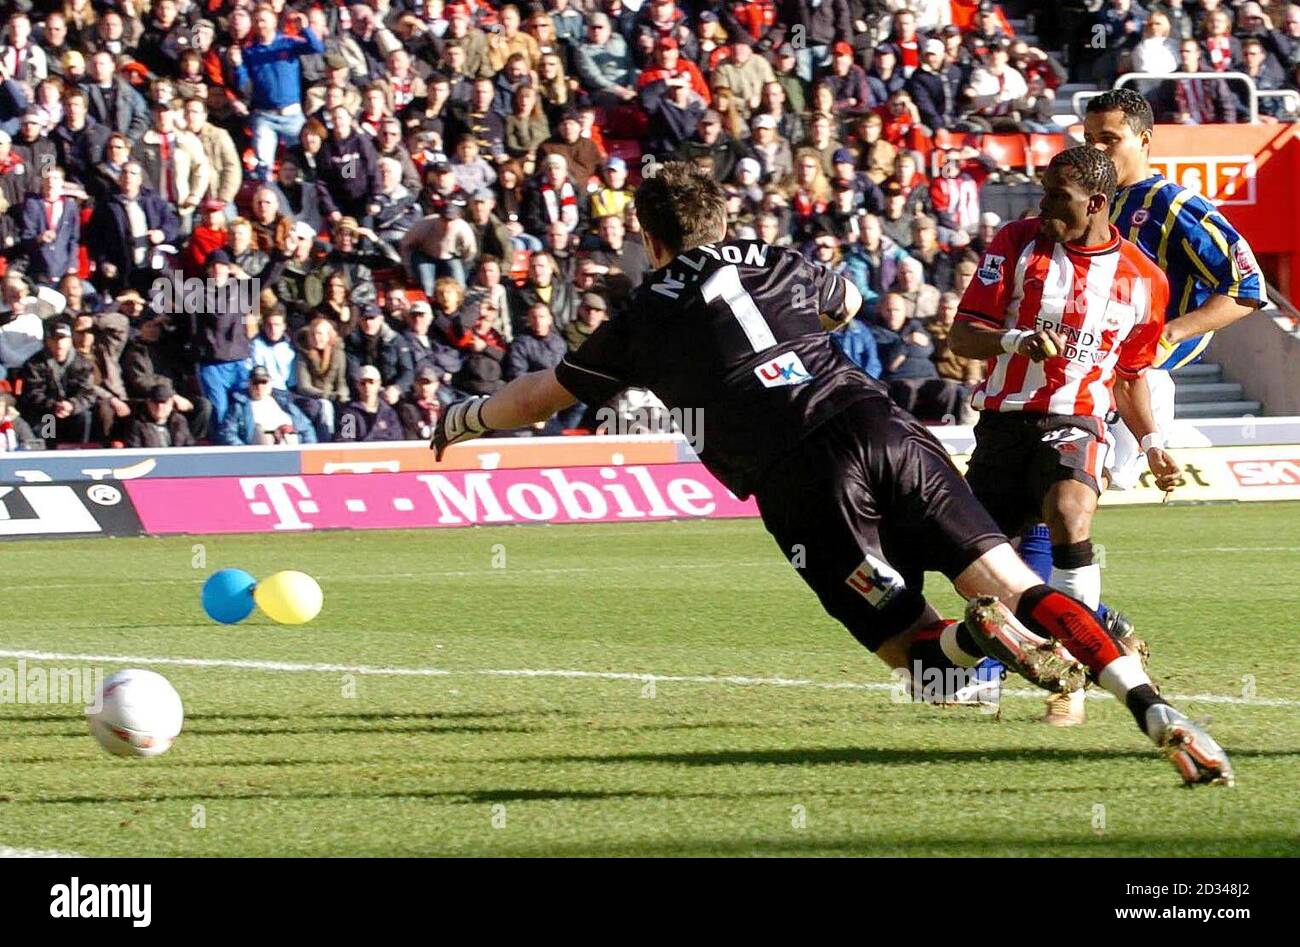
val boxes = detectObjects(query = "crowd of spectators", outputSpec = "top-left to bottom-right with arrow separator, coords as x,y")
0,1 -> 1294,450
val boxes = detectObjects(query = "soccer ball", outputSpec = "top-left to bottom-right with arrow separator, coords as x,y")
87,669 -> 185,758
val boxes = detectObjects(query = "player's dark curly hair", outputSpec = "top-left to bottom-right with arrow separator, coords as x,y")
634,161 -> 729,255
1049,146 -> 1118,204
1085,88 -> 1154,136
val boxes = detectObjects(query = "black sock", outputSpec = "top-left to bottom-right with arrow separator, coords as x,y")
955,621 -> 984,660
906,636 -> 975,700
1125,684 -> 1167,731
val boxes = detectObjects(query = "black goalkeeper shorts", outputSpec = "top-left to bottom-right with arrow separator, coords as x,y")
753,394 -> 1006,652
964,411 -> 1108,537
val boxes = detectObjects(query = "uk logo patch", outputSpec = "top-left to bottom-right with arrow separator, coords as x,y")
976,253 -> 1005,286
845,554 -> 904,609
755,351 -> 812,388
1131,209 -> 1150,226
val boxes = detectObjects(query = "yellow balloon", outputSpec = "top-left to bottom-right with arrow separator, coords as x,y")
254,571 -> 323,624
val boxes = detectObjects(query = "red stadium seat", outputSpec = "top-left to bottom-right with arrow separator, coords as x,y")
1027,133 -> 1069,171
981,133 -> 1030,171
932,129 -> 979,152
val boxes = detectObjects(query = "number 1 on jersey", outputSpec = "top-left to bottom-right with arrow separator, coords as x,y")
702,264 -> 777,354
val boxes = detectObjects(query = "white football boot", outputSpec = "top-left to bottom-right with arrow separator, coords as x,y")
1145,704 -> 1235,787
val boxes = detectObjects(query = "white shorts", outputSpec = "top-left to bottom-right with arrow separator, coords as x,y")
1104,368 -> 1176,490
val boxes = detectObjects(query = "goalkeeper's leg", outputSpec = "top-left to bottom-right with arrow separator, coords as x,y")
953,544 -> 1233,786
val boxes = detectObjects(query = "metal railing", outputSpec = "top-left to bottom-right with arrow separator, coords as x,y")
1071,71 -> 1300,124
1266,283 -> 1300,331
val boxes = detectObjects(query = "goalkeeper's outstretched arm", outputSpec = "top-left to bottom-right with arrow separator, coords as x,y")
481,370 -> 577,430
432,370 -> 577,459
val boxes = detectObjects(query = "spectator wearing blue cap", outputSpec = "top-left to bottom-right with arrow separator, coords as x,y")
830,148 -> 884,214
588,155 -> 634,224
867,43 -> 908,101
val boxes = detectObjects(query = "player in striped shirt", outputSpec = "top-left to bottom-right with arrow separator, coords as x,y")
952,147 -> 1189,724
1011,89 -> 1267,726
1083,88 -> 1265,491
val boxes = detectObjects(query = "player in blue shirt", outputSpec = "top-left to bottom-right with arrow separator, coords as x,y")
1085,88 -> 1265,490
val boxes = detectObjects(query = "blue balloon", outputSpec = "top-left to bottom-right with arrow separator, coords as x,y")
202,569 -> 257,624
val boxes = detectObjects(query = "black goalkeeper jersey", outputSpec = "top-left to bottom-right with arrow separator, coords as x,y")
554,239 -> 886,498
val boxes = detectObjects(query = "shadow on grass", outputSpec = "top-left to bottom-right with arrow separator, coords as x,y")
1,786 -> 787,806
496,746 -> 1300,767
182,710 -> 572,723
187,723 -> 538,737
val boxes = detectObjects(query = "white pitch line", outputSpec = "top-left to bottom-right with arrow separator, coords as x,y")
0,648 -> 1295,710
0,846 -> 85,858
14,561 -> 785,592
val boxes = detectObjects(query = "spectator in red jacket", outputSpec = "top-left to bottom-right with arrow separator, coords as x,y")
637,36 -> 712,106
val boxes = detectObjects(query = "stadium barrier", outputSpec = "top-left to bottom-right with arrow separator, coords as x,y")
3,420 -> 1300,540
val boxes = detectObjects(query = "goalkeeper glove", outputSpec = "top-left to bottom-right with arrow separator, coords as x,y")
431,395 -> 492,460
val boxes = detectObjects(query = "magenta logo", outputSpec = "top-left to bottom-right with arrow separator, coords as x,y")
124,466 -> 761,534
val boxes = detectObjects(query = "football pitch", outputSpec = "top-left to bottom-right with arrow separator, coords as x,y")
2,502 -> 1299,857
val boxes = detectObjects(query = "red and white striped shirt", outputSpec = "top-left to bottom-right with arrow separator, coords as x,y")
957,218 -> 1169,419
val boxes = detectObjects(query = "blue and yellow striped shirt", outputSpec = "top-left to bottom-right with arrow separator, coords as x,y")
1109,173 -> 1264,369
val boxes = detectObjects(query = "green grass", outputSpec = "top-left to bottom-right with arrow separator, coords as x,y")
2,503 -> 1299,857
